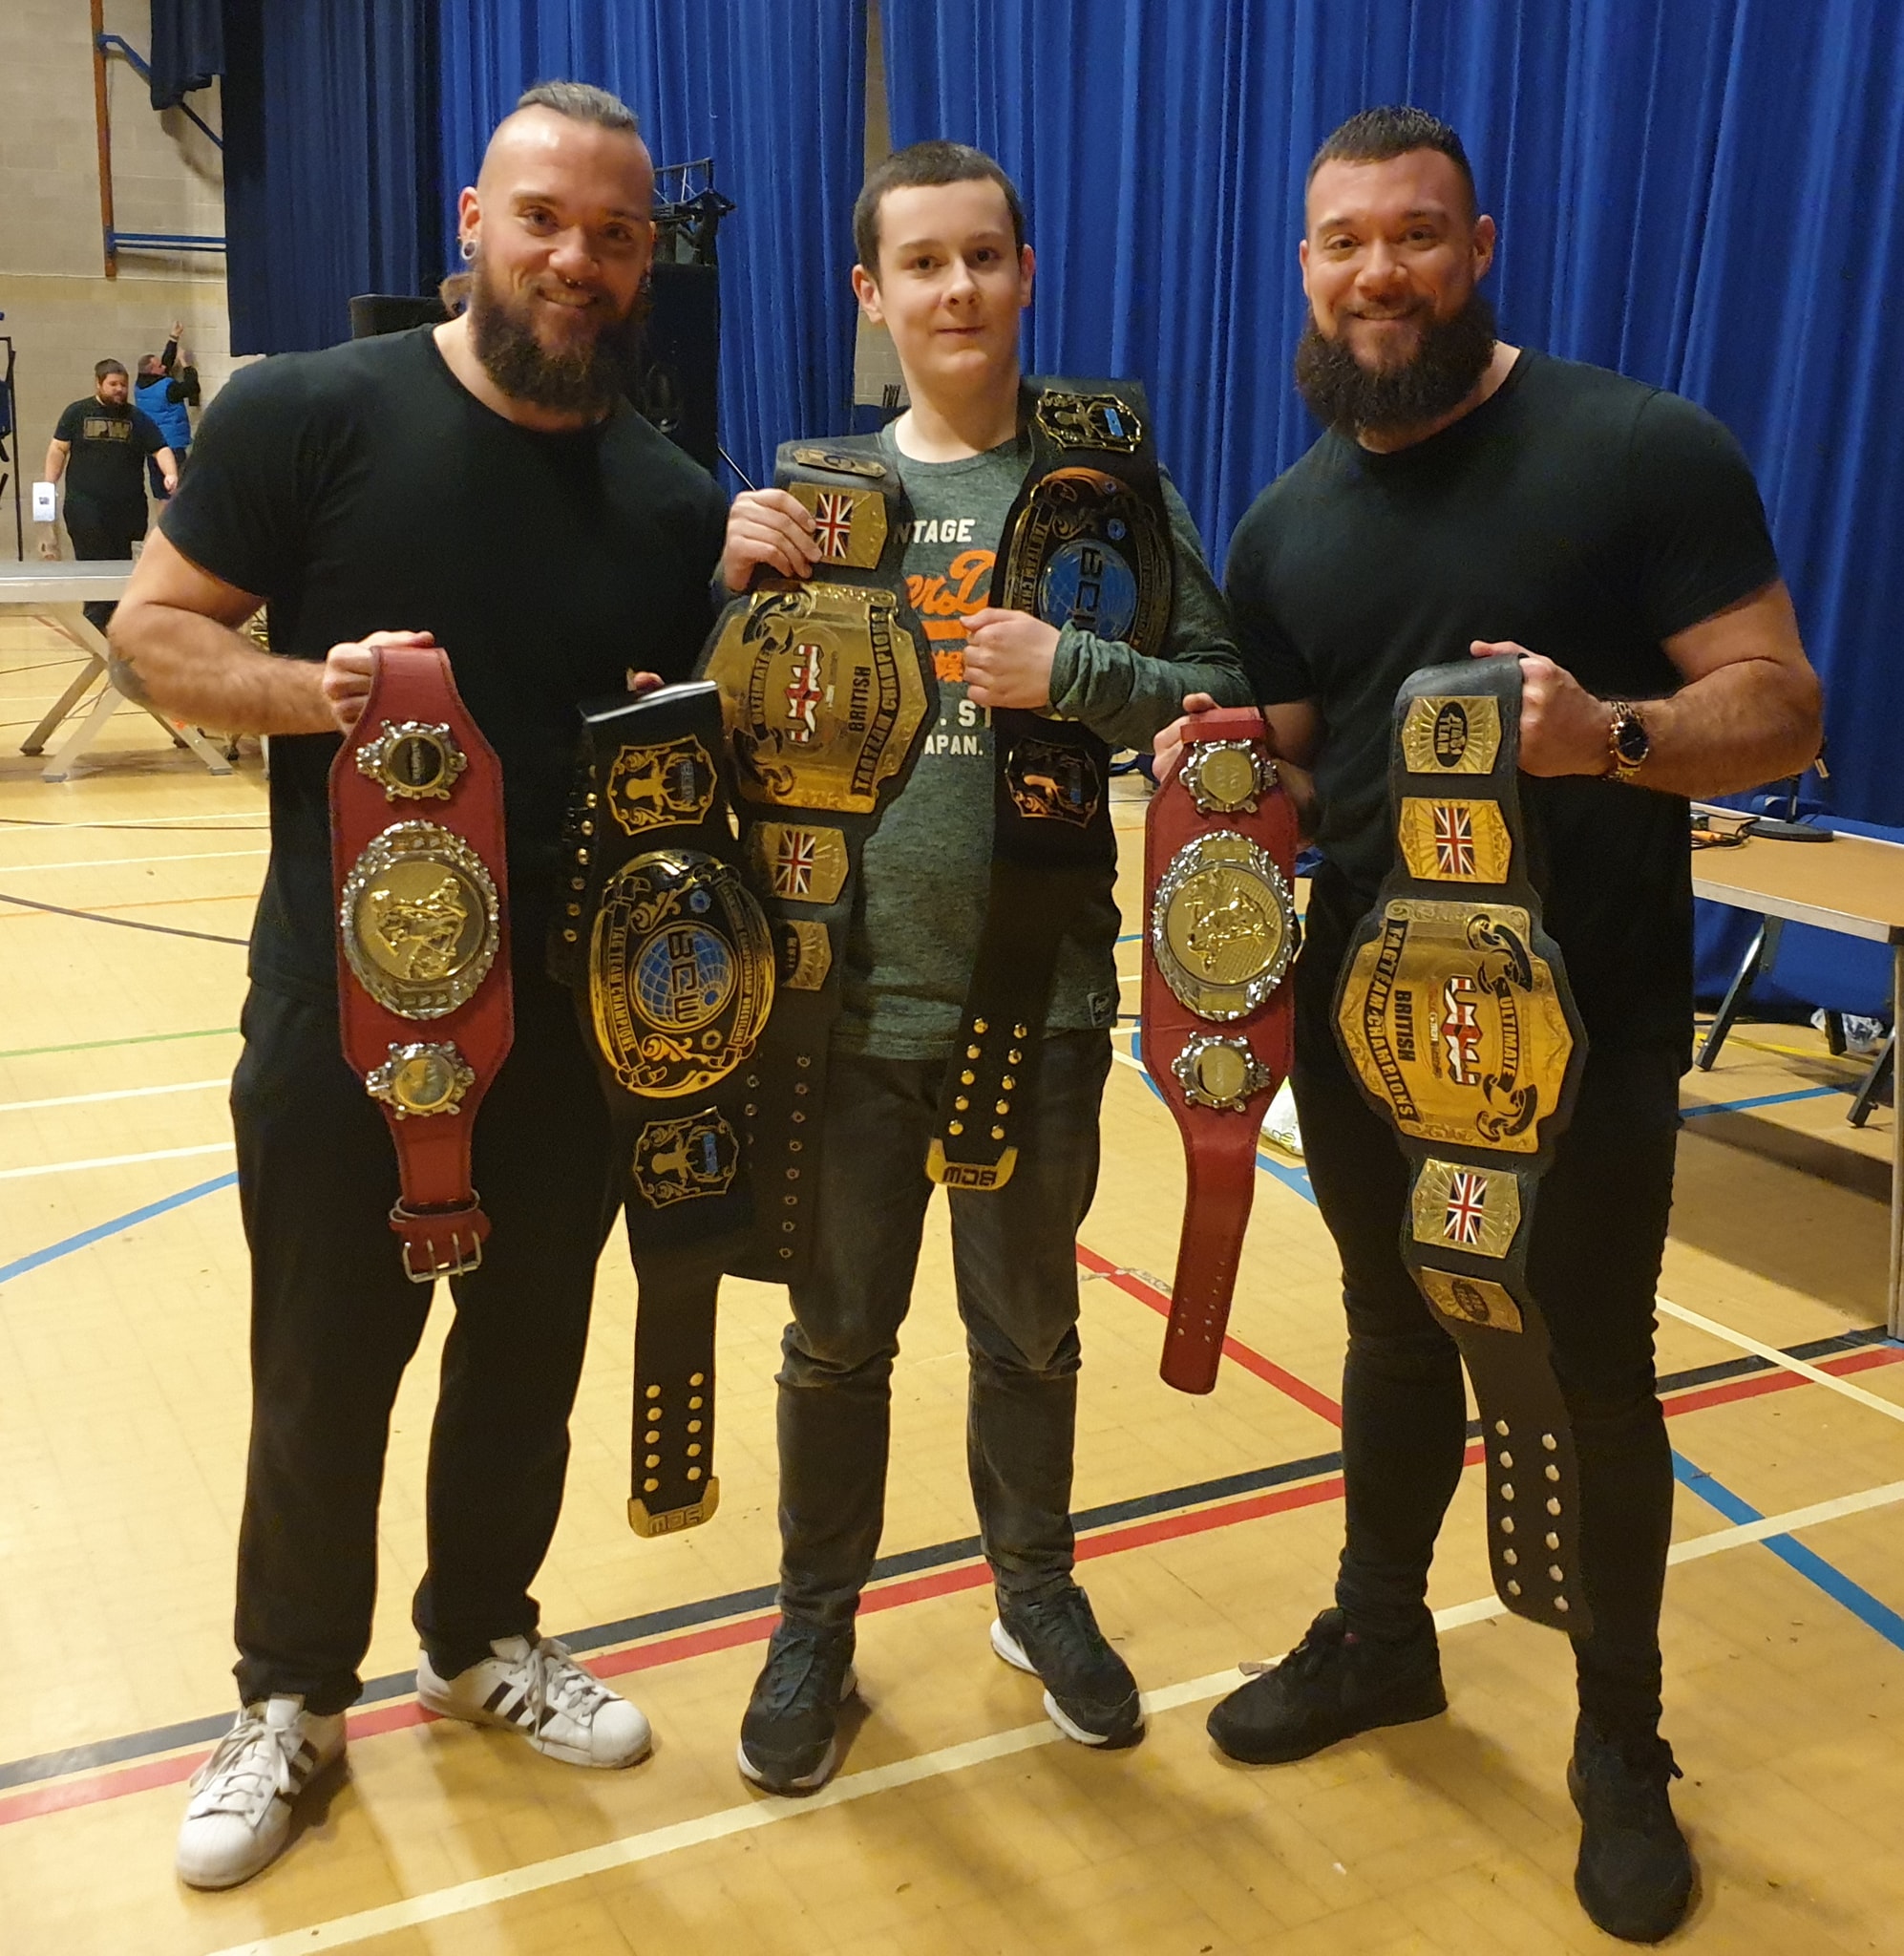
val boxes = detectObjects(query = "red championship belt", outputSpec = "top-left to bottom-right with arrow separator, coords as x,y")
1140,708 -> 1298,1393
329,648 -> 513,1282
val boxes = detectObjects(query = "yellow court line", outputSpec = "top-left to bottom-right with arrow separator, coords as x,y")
0,848 -> 268,875
0,1140 -> 233,1182
0,1079 -> 227,1116
1656,1296 -> 1904,1426
196,1477 -> 1904,1956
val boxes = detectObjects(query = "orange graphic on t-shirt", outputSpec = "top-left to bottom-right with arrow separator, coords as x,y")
907,548 -> 994,682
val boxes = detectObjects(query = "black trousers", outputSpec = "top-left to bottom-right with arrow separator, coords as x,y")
776,1033 -> 1113,1628
229,975 -> 620,1714
1294,870 -> 1681,1742
62,492 -> 147,629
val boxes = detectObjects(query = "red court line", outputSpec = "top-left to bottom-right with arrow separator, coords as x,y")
3,1336 -> 1893,1829
1075,1242 -> 1346,1427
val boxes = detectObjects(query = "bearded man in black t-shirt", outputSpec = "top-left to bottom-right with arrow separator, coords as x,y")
114,82 -> 727,1893
1163,109 -> 1821,1945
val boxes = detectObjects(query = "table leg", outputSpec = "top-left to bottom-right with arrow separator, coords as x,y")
132,699 -> 234,776
20,652 -> 105,755
41,683 -> 128,782
1891,944 -> 1902,1339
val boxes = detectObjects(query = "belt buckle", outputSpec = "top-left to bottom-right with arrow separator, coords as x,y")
392,1203 -> 485,1284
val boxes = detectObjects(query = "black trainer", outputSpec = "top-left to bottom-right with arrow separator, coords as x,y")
1568,1717 -> 1695,1943
736,1619 -> 857,1796
992,1584 -> 1144,1748
1206,1606 -> 1447,1764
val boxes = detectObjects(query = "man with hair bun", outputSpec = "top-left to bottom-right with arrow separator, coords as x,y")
114,80 -> 725,1890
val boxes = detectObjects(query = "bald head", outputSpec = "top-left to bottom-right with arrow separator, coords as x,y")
476,101 -> 653,217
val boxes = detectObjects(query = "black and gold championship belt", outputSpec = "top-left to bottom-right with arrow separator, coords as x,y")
928,379 -> 1174,1190
698,441 -> 938,1278
552,681 -> 774,1536
1334,658 -> 1591,1634
331,648 -> 513,1283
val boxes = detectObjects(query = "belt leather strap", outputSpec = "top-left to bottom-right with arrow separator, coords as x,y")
930,379 -> 1174,1191
1141,707 -> 1298,1393
552,680 -> 775,1536
1333,657 -> 1592,1635
330,647 -> 513,1283
698,439 -> 937,1280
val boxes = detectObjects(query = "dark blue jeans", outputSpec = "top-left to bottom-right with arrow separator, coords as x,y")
1295,868 -> 1680,1742
775,1031 -> 1113,1628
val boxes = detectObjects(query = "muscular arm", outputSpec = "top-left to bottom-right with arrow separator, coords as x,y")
43,437 -> 69,484
111,527 -> 422,734
1479,578 -> 1823,795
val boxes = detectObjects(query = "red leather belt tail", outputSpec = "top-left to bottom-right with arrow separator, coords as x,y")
329,646 -> 514,1282
1140,707 -> 1298,1393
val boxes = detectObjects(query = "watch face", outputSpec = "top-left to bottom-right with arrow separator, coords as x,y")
1615,712 -> 1649,764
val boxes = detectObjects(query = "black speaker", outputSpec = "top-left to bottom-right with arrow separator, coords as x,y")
349,294 -> 450,339
629,262 -> 720,474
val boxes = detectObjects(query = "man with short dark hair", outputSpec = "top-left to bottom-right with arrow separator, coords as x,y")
42,359 -> 178,626
136,321 -> 201,500
114,81 -> 725,1891
1164,105 -> 1821,1945
722,138 -> 1250,1795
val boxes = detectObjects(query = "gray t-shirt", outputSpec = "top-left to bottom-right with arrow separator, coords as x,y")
837,424 -> 1250,1059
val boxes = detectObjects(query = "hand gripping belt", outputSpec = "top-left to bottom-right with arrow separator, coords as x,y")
331,646 -> 513,1284
928,378 -> 1174,1191
1333,656 -> 1593,1635
697,439 -> 938,1280
1141,708 -> 1299,1392
551,681 -> 775,1537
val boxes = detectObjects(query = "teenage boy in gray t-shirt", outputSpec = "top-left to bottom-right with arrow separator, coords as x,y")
718,140 -> 1250,1796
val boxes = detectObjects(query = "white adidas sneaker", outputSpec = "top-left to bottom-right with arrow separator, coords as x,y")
415,1634 -> 651,1767
176,1696 -> 347,1890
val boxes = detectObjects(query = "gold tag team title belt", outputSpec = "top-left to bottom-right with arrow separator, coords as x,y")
551,679 -> 774,1537
697,438 -> 938,1280
330,647 -> 513,1283
1334,656 -> 1592,1635
1141,708 -> 1299,1393
928,379 -> 1174,1192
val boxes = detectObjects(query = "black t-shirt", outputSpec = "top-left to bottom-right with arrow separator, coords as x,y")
1227,350 -> 1781,1053
160,327 -> 728,1003
55,396 -> 164,506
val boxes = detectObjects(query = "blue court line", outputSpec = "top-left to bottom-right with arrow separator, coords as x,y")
0,1172 -> 238,1289
1681,1085 -> 1843,1118
1671,1451 -> 1904,1653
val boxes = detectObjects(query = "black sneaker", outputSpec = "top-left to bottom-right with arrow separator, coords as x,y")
1206,1606 -> 1447,1764
992,1584 -> 1143,1749
1568,1717 -> 1695,1943
735,1619 -> 857,1796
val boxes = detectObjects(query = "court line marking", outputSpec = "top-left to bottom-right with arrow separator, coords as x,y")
0,1025 -> 239,1062
0,1171 -> 238,1288
0,1139 -> 234,1182
0,847 -> 267,875
1656,1296 -> 1904,1426
1680,1085 -> 1847,1116
0,1078 -> 225,1116
188,1470 -> 1904,1956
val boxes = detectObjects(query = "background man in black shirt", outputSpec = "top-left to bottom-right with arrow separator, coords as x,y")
1163,108 -> 1821,1945
113,81 -> 726,1892
42,359 -> 178,627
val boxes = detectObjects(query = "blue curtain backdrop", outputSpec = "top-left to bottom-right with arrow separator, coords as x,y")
435,1 -> 867,491
880,0 -> 1904,838
222,0 -> 441,356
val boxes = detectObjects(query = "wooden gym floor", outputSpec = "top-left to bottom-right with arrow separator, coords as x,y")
1,613 -> 1899,1955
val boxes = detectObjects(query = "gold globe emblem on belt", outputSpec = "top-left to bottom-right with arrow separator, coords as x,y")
340,821 -> 500,1019
589,849 -> 775,1098
1151,832 -> 1297,1022
703,583 -> 930,815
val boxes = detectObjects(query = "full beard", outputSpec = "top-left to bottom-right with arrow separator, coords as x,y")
465,253 -> 646,417
1294,289 -> 1498,439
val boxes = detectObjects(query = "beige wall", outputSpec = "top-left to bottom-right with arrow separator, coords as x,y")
1,0 -> 232,559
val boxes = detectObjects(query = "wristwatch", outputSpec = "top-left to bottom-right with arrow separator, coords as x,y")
1605,701 -> 1650,782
